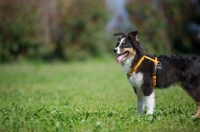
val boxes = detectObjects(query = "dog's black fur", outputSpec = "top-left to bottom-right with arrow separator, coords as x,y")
114,31 -> 200,117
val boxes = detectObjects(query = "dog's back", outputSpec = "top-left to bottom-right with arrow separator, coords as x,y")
156,55 -> 200,88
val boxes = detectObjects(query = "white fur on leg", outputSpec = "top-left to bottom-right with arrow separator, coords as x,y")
137,88 -> 144,114
145,91 -> 155,115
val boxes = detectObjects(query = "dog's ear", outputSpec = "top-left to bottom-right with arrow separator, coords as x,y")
128,31 -> 139,42
114,33 -> 126,39
128,31 -> 144,56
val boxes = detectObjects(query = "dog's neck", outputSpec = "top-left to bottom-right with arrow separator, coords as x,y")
121,54 -> 144,74
121,56 -> 134,74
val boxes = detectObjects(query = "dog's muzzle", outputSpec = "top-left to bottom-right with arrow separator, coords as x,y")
113,48 -> 117,54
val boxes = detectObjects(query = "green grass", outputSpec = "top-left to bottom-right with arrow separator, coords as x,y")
0,59 -> 200,132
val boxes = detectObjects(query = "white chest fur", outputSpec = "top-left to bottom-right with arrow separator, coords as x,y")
128,72 -> 143,88
121,57 -> 144,88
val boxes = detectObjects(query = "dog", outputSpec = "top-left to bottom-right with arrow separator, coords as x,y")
113,31 -> 200,117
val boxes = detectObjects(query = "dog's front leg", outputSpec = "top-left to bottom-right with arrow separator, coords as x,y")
145,91 -> 155,115
136,88 -> 144,114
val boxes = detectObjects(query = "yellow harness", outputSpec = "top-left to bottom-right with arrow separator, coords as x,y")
127,56 -> 159,86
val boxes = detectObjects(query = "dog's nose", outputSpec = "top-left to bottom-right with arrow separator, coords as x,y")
113,48 -> 117,53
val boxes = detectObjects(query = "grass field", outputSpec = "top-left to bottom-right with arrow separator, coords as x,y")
0,59 -> 200,132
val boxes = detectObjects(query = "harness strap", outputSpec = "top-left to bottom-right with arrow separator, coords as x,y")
127,55 -> 159,86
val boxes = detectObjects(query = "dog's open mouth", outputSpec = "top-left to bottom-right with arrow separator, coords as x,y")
116,51 -> 129,64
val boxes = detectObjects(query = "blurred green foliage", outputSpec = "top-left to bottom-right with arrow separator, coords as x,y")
0,0 -> 108,62
0,0 -> 43,62
162,0 -> 200,54
127,0 -> 200,55
0,0 -> 200,62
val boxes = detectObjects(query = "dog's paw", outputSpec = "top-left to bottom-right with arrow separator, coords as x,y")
146,112 -> 153,115
146,110 -> 154,115
191,114 -> 200,118
136,112 -> 143,115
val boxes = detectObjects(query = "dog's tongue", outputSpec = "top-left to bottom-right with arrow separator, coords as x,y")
116,53 -> 126,64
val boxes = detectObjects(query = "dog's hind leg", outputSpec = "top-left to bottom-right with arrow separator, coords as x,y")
194,102 -> 200,117
180,84 -> 200,117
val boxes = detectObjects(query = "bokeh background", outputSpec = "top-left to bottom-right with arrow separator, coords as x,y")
1,0 -> 200,63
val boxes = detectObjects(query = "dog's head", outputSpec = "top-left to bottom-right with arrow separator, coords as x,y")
113,31 -> 144,64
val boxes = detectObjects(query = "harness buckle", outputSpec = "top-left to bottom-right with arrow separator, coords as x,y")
157,61 -> 162,70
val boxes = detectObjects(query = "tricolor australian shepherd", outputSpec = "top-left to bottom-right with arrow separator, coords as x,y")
113,31 -> 200,117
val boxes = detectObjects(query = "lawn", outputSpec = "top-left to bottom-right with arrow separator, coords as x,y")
0,59 -> 200,132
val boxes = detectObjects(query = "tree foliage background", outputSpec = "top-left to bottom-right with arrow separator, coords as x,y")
0,0 -> 200,62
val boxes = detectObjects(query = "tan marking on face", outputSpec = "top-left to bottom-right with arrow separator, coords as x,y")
123,48 -> 136,57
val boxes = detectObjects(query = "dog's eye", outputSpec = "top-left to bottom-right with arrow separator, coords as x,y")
122,44 -> 132,48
